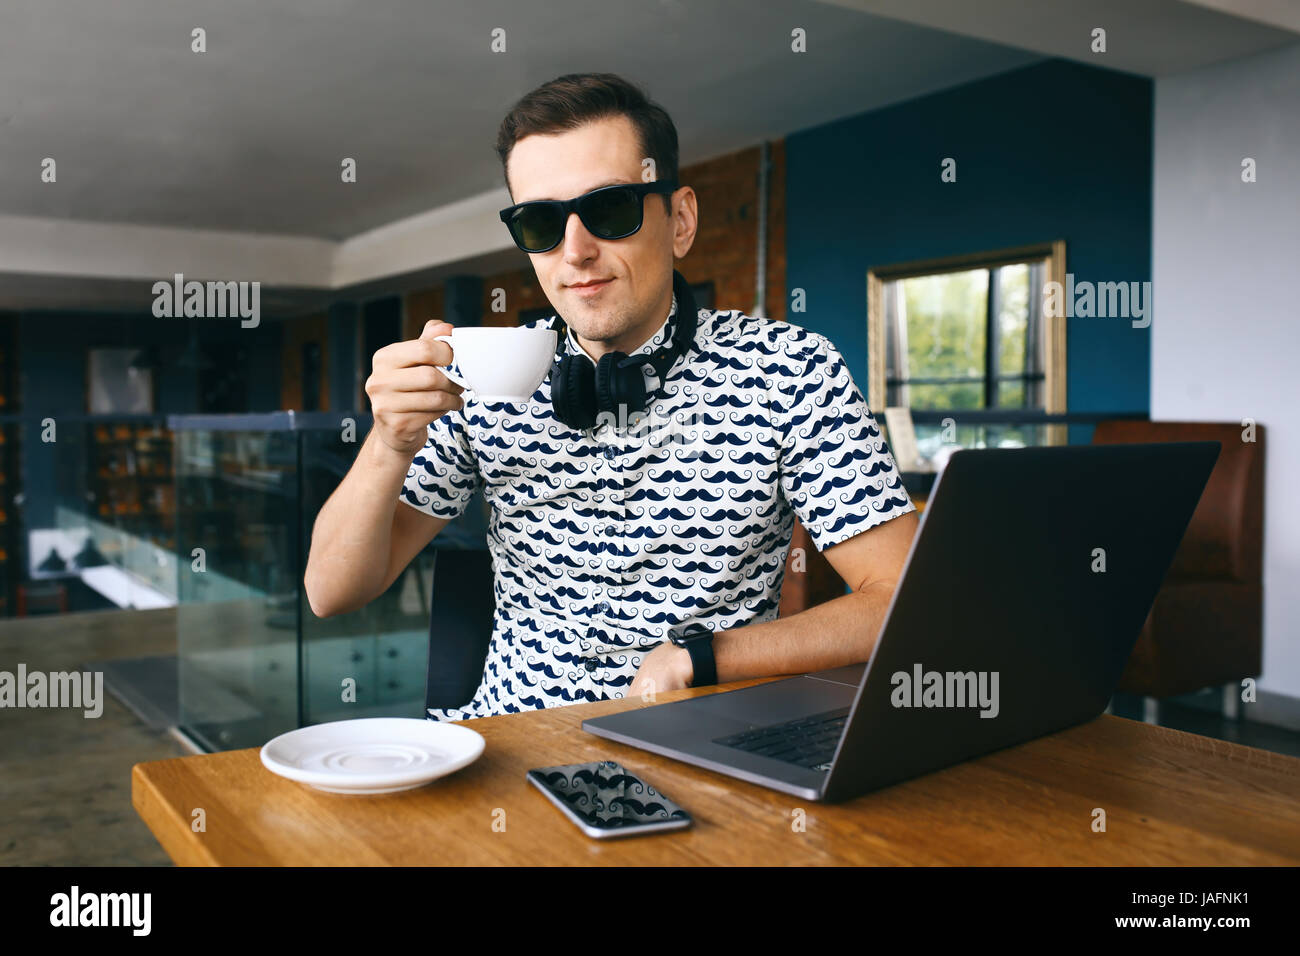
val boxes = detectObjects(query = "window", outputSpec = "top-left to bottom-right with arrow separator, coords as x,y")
868,242 -> 1066,459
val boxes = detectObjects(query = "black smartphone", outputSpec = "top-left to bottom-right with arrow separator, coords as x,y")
527,760 -> 692,838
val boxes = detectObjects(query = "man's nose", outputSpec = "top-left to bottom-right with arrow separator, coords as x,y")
561,211 -> 600,260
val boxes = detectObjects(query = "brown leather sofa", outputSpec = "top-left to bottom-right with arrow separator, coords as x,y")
1091,420 -> 1264,699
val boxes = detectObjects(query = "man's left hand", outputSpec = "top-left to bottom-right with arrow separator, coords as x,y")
628,642 -> 694,699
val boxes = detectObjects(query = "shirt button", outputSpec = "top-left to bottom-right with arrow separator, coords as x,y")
603,446 -> 617,460
605,525 -> 617,537
596,601 -> 611,615
584,660 -> 598,673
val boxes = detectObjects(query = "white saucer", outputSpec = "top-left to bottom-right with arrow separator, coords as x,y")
260,718 -> 485,794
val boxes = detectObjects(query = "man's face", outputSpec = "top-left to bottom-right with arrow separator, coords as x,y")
505,114 -> 695,350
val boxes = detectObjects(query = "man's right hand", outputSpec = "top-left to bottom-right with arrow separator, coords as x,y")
365,319 -> 467,458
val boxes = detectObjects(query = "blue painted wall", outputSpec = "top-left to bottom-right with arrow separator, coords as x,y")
784,58 -> 1152,428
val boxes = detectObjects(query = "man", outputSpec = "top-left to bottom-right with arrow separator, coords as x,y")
304,73 -> 919,720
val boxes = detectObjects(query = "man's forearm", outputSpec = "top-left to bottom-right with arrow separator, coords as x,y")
710,580 -> 898,684
304,427 -> 417,616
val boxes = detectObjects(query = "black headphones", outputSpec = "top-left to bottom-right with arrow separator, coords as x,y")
548,269 -> 699,431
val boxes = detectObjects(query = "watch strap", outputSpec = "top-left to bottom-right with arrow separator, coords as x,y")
682,631 -> 716,687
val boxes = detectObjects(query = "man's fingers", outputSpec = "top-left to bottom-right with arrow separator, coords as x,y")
380,391 -> 465,415
420,319 -> 454,340
374,334 -> 453,371
385,364 -> 464,394
419,320 -> 456,368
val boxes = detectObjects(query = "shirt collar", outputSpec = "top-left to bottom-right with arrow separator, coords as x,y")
565,292 -> 678,363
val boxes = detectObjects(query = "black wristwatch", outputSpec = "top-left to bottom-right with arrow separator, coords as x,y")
669,624 -> 716,687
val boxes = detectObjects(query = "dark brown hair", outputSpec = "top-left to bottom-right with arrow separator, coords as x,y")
495,73 -> 679,213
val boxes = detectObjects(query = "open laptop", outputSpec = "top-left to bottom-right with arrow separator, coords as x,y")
582,441 -> 1220,802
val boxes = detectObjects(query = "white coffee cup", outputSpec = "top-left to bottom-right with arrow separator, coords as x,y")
434,327 -> 557,403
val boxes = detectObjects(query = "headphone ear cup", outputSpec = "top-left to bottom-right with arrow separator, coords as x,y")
553,354 -> 598,430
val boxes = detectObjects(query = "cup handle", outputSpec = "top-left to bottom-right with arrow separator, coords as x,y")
432,334 -> 472,392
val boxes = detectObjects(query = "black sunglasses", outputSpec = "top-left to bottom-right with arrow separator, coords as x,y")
499,180 -> 678,253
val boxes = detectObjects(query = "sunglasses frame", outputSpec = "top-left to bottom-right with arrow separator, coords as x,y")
498,179 -> 679,253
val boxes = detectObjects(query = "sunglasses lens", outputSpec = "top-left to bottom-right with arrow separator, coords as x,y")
509,204 -> 564,251
505,185 -> 655,251
580,186 -> 643,238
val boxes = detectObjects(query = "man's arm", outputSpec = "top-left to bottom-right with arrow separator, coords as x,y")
710,510 -> 919,680
304,429 -> 451,618
304,319 -> 465,618
629,511 -> 919,695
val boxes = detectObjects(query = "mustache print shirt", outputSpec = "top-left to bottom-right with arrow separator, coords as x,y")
401,292 -> 916,720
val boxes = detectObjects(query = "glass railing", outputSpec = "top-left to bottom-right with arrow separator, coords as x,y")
904,409 -> 1148,447
170,412 -> 489,752
172,416 -> 298,751
10,406 -> 1144,747
895,410 -> 1148,497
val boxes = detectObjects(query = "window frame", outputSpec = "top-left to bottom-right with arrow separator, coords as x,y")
867,240 -> 1067,446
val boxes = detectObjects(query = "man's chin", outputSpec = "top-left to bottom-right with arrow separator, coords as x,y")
570,324 -> 619,345
566,291 -> 617,312
564,296 -> 619,327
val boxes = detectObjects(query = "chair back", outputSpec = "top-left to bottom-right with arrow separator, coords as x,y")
1092,420 -> 1263,583
423,548 -> 495,712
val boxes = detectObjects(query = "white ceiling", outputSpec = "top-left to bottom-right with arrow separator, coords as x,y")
1,0 -> 1048,237
0,0 -> 1295,312
820,0 -> 1300,75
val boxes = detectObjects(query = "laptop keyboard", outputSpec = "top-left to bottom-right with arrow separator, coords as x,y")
713,708 -> 851,771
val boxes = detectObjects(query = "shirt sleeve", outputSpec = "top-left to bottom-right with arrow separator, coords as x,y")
399,403 -> 482,520
776,332 -> 916,551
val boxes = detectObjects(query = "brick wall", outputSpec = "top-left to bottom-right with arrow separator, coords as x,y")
681,140 -> 786,322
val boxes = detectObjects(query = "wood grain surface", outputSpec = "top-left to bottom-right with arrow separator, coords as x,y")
132,677 -> 1300,866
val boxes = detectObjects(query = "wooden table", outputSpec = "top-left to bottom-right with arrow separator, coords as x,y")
132,678 -> 1300,865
